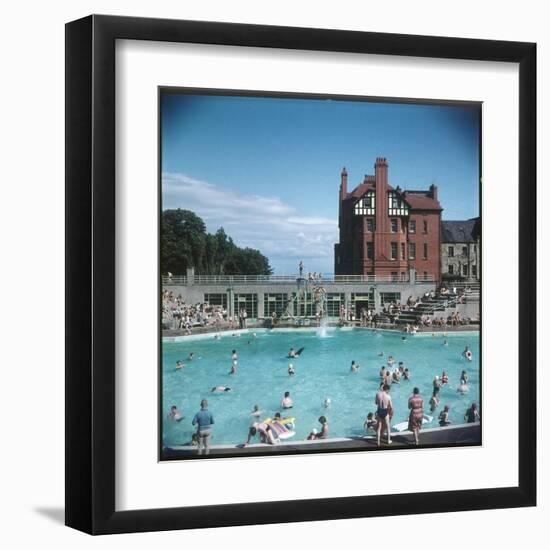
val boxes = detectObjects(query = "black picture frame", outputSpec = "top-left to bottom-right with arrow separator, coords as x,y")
66,14 -> 537,535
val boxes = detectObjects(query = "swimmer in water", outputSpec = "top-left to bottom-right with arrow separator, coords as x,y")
392,369 -> 401,384
211,386 -> 232,393
441,371 -> 449,385
281,391 -> 293,409
188,352 -> 195,361
460,370 -> 469,385
350,360 -> 359,373
439,405 -> 451,426
462,346 -> 473,361
167,405 -> 183,422
457,381 -> 469,394
324,397 -> 331,408
175,360 -> 184,370
231,349 -> 238,361
288,348 -> 297,358
443,339 -> 448,346
378,351 -> 384,357
379,366 -> 386,379
250,404 -> 262,419
229,360 -> 237,375
288,363 -> 295,376
402,336 -> 407,341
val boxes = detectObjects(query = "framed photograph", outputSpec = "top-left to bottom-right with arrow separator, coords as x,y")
66,15 -> 536,534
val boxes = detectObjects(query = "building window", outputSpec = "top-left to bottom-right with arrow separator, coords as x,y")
462,245 -> 468,256
354,190 -> 375,215
388,191 -> 409,216
204,293 -> 228,309
391,242 -> 398,260
423,243 -> 428,260
366,241 -> 374,260
423,271 -> 428,281
264,293 -> 289,318
391,218 -> 398,232
472,265 -> 477,277
423,220 -> 428,234
408,242 -> 416,260
234,293 -> 258,319
326,293 -> 346,317
448,245 -> 454,257
366,218 -> 375,232
448,264 -> 454,275
462,264 -> 468,276
401,242 -> 405,260
409,220 -> 416,233
291,292 -> 315,317
390,272 -> 398,282
473,244 -> 477,253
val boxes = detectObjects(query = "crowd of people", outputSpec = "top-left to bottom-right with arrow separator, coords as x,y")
162,290 -> 252,333
167,343 -> 480,454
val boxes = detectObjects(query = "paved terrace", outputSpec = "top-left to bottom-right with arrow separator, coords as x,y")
163,423 -> 481,458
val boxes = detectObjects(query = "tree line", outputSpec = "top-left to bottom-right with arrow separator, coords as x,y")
161,209 -> 272,275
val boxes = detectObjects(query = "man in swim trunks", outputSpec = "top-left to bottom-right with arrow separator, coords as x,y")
288,348 -> 297,358
375,384 -> 392,446
175,360 -> 183,370
408,387 -> 424,446
288,363 -> 295,376
350,360 -> 359,373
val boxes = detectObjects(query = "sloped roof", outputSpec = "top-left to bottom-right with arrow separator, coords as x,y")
345,181 -> 377,200
441,219 -> 479,243
402,191 -> 442,211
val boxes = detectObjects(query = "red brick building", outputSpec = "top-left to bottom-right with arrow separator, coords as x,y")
334,157 -> 442,282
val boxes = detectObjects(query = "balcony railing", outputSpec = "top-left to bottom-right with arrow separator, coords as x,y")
162,273 -> 437,286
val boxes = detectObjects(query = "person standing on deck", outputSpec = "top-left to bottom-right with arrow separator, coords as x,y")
408,387 -> 424,446
375,384 -> 392,446
192,399 -> 214,455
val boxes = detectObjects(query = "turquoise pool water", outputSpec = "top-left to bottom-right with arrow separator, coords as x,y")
162,328 -> 480,447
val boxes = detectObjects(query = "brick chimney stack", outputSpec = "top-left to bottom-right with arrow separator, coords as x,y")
340,167 -> 348,200
429,183 -> 438,201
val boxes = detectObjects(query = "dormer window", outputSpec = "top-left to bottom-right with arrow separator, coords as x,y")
388,191 -> 409,216
354,190 -> 375,215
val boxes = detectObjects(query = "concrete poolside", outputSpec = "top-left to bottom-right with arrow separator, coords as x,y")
162,323 -> 480,340
163,423 -> 481,458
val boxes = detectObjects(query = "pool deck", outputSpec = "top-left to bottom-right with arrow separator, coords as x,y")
163,325 -> 479,342
163,423 -> 481,458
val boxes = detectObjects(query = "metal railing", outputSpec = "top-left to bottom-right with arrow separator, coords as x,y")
162,273 -> 437,286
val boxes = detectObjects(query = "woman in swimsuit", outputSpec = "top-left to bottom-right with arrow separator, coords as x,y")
408,387 -> 424,446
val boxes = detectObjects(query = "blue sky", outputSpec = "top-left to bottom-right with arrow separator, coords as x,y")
161,93 -> 480,274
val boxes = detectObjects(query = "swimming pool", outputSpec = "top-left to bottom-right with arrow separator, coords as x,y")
162,328 -> 480,448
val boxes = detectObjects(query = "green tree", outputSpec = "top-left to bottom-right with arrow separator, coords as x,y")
161,209 -> 272,275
